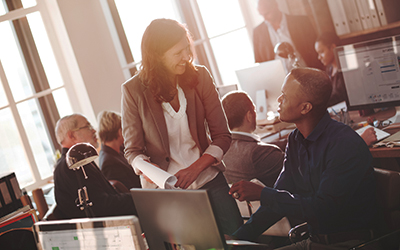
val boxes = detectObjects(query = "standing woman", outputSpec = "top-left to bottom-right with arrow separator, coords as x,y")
121,18 -> 242,234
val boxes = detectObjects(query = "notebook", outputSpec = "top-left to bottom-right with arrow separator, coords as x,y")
130,189 -> 267,250
33,215 -> 146,250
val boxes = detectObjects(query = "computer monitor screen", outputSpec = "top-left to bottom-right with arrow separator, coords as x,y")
235,60 -> 286,116
335,35 -> 400,111
33,215 -> 146,250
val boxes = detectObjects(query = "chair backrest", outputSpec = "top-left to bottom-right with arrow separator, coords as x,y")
289,168 -> 400,244
373,167 -> 400,231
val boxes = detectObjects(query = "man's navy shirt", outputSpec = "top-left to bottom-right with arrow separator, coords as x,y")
233,112 -> 377,240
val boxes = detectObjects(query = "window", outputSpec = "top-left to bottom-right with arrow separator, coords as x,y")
0,0 -> 72,190
0,0 -> 262,190
109,0 -> 255,86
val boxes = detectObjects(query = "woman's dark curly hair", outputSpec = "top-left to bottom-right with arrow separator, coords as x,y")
138,18 -> 198,103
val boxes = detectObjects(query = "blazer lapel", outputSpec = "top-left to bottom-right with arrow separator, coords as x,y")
143,87 -> 170,154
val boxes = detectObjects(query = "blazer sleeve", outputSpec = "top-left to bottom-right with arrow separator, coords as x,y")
121,77 -> 146,165
196,66 -> 232,154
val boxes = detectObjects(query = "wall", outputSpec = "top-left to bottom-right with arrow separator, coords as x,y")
55,0 -> 126,118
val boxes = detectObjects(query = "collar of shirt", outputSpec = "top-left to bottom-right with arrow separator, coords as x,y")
161,84 -> 187,119
294,112 -> 331,145
231,131 -> 260,141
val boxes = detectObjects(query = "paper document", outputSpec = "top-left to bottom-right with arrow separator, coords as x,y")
136,160 -> 177,189
355,125 -> 390,142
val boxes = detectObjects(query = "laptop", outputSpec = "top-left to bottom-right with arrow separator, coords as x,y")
33,215 -> 146,250
130,189 -> 267,250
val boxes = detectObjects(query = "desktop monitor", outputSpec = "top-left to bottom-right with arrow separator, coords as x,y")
130,189 -> 227,250
335,35 -> 400,111
33,215 -> 146,250
217,84 -> 238,99
235,60 -> 287,118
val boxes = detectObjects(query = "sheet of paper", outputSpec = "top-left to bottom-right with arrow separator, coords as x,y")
135,160 -> 177,189
355,125 -> 390,142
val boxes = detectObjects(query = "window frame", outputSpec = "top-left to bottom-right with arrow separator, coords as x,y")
0,0 -> 72,191
106,0 -> 259,86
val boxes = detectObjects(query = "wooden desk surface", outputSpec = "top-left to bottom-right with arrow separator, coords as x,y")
370,147 -> 400,158
258,108 -> 400,158
370,124 -> 400,158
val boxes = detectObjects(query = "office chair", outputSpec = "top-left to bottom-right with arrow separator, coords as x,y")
288,167 -> 400,248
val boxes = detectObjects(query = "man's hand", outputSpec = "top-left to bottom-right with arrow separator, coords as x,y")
360,127 -> 377,146
229,181 -> 264,202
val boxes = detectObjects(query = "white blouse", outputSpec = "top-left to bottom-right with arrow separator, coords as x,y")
135,85 -> 219,189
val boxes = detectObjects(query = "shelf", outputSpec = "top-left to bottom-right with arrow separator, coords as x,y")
339,20 -> 400,41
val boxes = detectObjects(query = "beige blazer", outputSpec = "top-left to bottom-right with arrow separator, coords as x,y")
121,65 -> 231,172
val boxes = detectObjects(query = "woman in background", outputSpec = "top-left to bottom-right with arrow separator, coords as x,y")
98,110 -> 141,190
121,18 -> 242,234
314,32 -> 347,107
315,32 -> 377,146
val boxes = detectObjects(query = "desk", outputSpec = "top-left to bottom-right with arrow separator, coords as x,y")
370,147 -> 400,158
255,119 -> 295,151
257,109 -> 400,171
370,124 -> 400,172
336,107 -> 400,158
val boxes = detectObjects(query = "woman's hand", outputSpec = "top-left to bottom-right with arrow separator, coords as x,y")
174,154 -> 215,189
137,170 -> 154,184
138,159 -> 160,184
174,166 -> 202,189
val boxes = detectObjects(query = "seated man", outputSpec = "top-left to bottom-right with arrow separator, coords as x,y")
97,110 -> 141,190
53,114 -> 136,219
221,91 -> 284,187
229,68 -> 377,249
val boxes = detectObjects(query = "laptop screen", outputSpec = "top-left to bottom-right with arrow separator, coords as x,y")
130,189 -> 227,250
33,215 -> 145,250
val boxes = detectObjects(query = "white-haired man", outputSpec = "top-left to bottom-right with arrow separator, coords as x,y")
53,114 -> 136,219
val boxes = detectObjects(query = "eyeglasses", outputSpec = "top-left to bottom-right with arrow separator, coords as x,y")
72,124 -> 94,132
373,119 -> 392,128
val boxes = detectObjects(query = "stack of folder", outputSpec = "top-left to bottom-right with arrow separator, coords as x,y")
327,0 -> 400,36
0,205 -> 38,235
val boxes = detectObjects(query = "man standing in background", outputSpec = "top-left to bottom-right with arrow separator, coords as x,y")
253,0 -> 322,71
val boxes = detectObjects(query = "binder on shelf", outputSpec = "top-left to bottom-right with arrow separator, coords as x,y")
327,0 -> 351,35
367,0 -> 381,28
374,0 -> 400,26
341,0 -> 363,32
355,0 -> 373,30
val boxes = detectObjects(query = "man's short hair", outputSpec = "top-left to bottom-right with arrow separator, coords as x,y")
222,91 -> 254,130
97,110 -> 121,143
289,67 -> 332,113
55,114 -> 82,145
